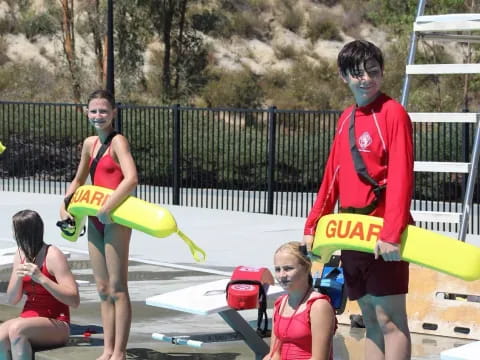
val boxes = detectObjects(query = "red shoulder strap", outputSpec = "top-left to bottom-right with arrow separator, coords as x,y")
40,245 -> 52,276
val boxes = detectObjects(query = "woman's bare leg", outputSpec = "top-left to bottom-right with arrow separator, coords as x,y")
104,224 -> 131,360
6,317 -> 69,360
0,319 -> 15,360
88,223 -> 114,360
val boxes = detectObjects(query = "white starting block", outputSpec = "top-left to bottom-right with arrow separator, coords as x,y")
0,247 -> 19,266
146,278 -> 285,360
441,341 -> 480,360
0,247 -> 90,286
0,247 -> 72,263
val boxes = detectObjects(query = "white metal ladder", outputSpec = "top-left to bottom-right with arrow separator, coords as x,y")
401,0 -> 480,241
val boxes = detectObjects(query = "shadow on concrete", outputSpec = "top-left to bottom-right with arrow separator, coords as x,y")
66,336 -> 104,347
70,323 -> 104,336
126,348 -> 241,359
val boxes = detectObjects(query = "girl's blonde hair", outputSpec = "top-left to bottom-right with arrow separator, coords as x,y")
275,241 -> 312,275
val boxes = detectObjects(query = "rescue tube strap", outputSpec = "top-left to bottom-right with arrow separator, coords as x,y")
176,230 -> 207,263
348,109 -> 385,211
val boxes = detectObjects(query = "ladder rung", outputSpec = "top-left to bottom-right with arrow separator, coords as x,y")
407,64 -> 480,74
411,210 -> 461,223
409,112 -> 478,123
414,161 -> 470,173
415,14 -> 480,32
420,33 -> 480,43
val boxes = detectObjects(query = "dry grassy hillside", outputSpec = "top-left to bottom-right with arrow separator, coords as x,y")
0,0 -> 477,111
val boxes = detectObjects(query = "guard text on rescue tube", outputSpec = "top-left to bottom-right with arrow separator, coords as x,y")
325,219 -> 382,242
71,188 -> 110,207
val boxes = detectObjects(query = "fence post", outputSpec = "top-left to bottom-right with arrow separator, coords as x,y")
267,106 -> 277,214
461,108 -> 470,198
172,104 -> 181,205
115,103 -> 122,133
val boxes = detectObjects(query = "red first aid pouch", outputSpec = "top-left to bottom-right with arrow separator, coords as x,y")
225,266 -> 274,336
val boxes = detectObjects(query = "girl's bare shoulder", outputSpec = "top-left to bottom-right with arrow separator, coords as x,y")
46,245 -> 67,260
81,136 -> 98,153
83,135 -> 97,147
111,133 -> 131,151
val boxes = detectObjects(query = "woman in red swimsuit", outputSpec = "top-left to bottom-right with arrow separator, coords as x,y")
0,210 -> 79,359
265,242 -> 336,360
60,89 -> 138,360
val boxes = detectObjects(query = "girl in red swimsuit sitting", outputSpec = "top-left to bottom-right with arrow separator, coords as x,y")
0,210 -> 79,359
60,89 -> 138,360
265,242 -> 336,360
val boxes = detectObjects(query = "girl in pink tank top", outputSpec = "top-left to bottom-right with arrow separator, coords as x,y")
265,242 -> 337,360
0,210 -> 79,359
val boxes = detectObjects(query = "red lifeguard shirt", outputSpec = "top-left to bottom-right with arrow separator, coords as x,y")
304,93 -> 414,244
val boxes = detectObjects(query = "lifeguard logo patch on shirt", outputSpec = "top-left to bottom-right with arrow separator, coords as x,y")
358,132 -> 372,152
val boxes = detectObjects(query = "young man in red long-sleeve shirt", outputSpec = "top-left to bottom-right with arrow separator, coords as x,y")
304,40 -> 413,360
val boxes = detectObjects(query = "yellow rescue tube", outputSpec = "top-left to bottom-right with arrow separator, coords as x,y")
64,185 -> 206,262
0,141 -> 5,154
311,213 -> 480,281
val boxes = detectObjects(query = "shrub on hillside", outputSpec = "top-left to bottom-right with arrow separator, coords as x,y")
191,11 -> 227,35
213,1 -> 270,39
0,62 -> 74,102
341,2 -> 367,36
307,12 -> 342,42
261,58 -> 349,110
247,0 -> 272,13
20,12 -> 57,39
201,69 -> 263,108
0,37 -> 9,66
0,16 -> 17,35
315,0 -> 338,6
229,11 -> 270,39
279,5 -> 304,34
274,43 -> 298,60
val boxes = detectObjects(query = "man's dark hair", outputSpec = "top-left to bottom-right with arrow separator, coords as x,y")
337,40 -> 384,77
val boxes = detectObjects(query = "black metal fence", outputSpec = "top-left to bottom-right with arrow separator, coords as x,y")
0,101 -> 479,235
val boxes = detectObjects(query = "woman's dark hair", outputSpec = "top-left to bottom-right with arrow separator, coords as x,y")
12,210 -> 44,263
337,40 -> 384,77
87,89 -> 115,109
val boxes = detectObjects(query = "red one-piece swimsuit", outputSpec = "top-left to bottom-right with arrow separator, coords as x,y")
20,245 -> 70,323
273,293 -> 335,360
88,136 -> 124,233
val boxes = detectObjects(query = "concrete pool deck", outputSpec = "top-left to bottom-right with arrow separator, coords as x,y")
0,255 -> 473,360
0,190 -> 477,359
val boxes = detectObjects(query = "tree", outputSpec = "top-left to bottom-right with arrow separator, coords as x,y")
114,0 -> 152,94
150,0 -> 175,101
78,0 -> 152,95
148,0 -> 208,102
58,0 -> 82,103
83,0 -> 106,86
